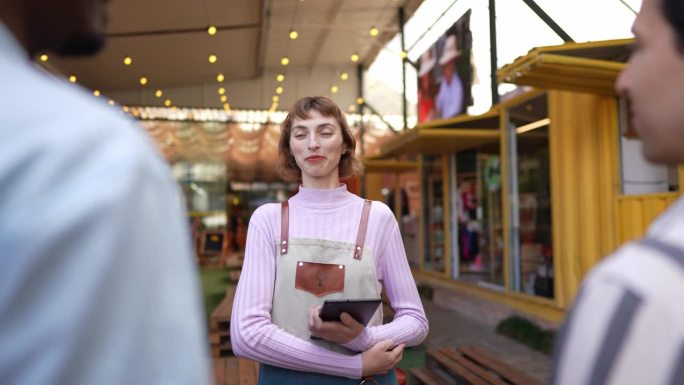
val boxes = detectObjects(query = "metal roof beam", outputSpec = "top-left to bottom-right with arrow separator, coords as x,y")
520,0 -> 574,43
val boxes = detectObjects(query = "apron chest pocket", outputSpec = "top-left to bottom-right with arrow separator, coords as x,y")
295,261 -> 345,297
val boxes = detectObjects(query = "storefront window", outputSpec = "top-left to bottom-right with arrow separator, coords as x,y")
422,154 -> 446,273
506,94 -> 554,299
173,161 -> 228,218
451,144 -> 504,287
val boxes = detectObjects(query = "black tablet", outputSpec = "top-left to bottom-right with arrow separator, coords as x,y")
319,298 -> 382,326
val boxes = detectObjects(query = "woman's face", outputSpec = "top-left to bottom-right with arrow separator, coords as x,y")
289,109 -> 346,188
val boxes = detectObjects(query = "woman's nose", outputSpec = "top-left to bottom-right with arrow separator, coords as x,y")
307,136 -> 320,149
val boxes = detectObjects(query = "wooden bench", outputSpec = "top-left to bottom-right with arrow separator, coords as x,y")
409,367 -> 450,385
213,356 -> 259,385
410,346 -> 542,385
209,285 -> 237,357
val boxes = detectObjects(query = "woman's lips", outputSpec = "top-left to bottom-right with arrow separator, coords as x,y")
305,155 -> 325,162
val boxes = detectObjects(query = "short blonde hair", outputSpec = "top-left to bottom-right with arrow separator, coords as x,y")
277,96 -> 364,182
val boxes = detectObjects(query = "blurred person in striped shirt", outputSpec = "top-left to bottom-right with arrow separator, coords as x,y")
552,0 -> 684,384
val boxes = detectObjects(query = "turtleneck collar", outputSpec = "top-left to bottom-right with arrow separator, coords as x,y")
289,184 -> 355,208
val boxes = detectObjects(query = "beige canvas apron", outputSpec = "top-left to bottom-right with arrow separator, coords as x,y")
271,199 -> 383,354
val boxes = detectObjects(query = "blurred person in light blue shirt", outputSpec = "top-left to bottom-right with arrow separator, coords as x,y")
435,34 -> 464,119
0,0 -> 210,384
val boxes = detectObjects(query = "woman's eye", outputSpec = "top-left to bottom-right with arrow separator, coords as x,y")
294,134 -> 306,139
321,132 -> 333,137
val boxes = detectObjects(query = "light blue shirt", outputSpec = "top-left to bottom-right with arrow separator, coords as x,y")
435,73 -> 464,119
0,23 -> 210,385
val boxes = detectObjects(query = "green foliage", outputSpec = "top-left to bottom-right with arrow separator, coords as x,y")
496,315 -> 555,355
199,268 -> 233,323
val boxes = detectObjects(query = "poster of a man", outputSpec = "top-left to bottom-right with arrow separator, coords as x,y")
435,34 -> 464,119
416,10 -> 473,123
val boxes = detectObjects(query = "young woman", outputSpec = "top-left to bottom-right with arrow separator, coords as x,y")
231,96 -> 429,384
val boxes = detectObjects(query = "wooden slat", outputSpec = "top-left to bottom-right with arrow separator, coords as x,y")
408,367 -> 449,385
210,285 -> 237,330
209,330 -> 231,345
428,349 -> 489,385
238,358 -> 259,385
211,341 -> 233,356
213,357 -> 225,385
459,346 -> 542,385
439,348 -> 507,385
213,357 -> 239,385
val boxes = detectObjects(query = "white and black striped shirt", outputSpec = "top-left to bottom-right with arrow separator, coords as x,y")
552,197 -> 684,385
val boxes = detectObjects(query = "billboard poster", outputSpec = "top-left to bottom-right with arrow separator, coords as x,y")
417,10 -> 473,123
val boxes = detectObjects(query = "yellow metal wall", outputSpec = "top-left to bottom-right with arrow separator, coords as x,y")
548,90 -> 620,309
616,193 -> 679,243
405,89 -> 683,322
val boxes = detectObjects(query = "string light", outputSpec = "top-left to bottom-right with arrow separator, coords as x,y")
272,95 -> 279,102
281,56 -> 290,66
68,75 -> 77,83
108,99 -> 115,106
217,73 -> 225,82
276,74 -> 285,82
208,54 -> 218,64
356,97 -> 364,105
349,105 -> 356,112
276,86 -> 284,94
220,95 -> 227,102
289,30 -> 298,40
123,56 -> 132,66
401,51 -> 407,59
139,76 -> 148,86
369,27 -> 379,37
330,85 -> 339,94
218,87 -> 226,95
93,90 -> 101,97
207,25 -> 217,36
340,72 -> 349,81
155,89 -> 163,98
39,54 -> 48,62
350,53 -> 359,62
164,99 -> 172,107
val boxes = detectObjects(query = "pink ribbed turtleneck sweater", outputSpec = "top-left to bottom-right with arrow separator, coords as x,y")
230,184 -> 428,379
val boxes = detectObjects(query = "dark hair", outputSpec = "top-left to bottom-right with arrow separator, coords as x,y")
277,96 -> 364,182
662,0 -> 684,53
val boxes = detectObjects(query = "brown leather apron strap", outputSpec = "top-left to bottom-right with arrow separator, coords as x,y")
280,201 -> 289,255
354,200 -> 372,260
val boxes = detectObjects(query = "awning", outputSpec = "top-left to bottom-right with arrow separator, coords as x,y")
368,128 -> 500,160
497,39 -> 632,96
417,108 -> 500,129
363,160 -> 419,173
